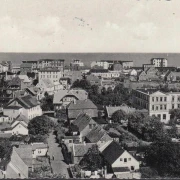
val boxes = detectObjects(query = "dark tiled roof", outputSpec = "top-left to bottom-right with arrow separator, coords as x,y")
90,69 -> 109,73
7,76 -> 22,86
67,99 -> 97,110
86,126 -> 112,143
5,95 -> 39,109
72,113 -> 94,132
92,117 -> 108,125
102,141 -> 124,165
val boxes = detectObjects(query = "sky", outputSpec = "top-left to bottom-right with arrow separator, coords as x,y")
0,0 -> 179,53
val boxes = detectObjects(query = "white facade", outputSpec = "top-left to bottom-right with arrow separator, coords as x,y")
91,71 -> 120,78
0,64 -> 9,73
151,58 -> 168,67
112,151 -> 140,171
38,68 -> 63,83
133,89 -> 180,124
91,61 -> 109,69
11,123 -> 28,135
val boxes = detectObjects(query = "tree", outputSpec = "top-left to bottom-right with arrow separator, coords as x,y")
40,94 -> 54,111
0,139 -> 12,159
28,115 -> 54,135
145,140 -> 180,177
111,110 -> 128,123
79,145 -> 104,171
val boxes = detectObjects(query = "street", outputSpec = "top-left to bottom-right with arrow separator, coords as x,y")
47,132 -> 69,178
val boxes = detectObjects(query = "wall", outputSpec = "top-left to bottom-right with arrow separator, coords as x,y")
12,124 -> 28,135
112,151 -> 139,171
32,148 -> 48,159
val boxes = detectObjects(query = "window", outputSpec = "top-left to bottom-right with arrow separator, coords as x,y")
156,97 -> 158,102
89,124 -> 92,129
160,105 -> 162,110
178,104 -> 180,108
38,150 -> 41,153
124,158 -> 127,163
128,158 -> 131,161
178,96 -> 180,101
163,114 -> 166,120
172,96 -> 175,102
69,140 -> 72,143
164,97 -> 167,101
157,114 -> 161,119
152,105 -> 154,110
160,97 -> 162,102
156,106 -> 158,111
131,166 -> 135,171
172,104 -> 174,109
164,105 -> 167,110
120,158 -> 123,161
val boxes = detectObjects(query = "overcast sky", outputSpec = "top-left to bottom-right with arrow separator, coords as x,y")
0,0 -> 179,53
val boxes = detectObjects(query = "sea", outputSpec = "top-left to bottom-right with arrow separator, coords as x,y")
0,52 -> 180,67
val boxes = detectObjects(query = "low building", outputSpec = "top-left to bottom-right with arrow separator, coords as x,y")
85,126 -> 113,148
164,71 -> 180,82
53,89 -> 88,110
0,61 -> 9,73
86,74 -> 102,86
71,143 -> 96,164
67,99 -> 98,120
3,95 -> 42,121
70,113 -> 98,141
20,63 -> 33,74
91,61 -> 109,69
101,141 -> 140,179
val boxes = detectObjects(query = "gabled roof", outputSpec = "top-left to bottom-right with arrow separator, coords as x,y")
53,89 -> 88,104
14,146 -> 33,167
7,76 -> 22,87
12,114 -> 29,125
102,141 -> 124,165
72,113 -> 95,132
106,104 -> 136,118
85,126 -> 112,143
67,99 -> 97,110
73,143 -> 96,157
18,75 -> 31,83
5,95 -> 40,109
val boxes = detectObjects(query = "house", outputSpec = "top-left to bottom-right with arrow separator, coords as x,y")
71,143 -> 96,164
151,58 -> 168,67
132,88 -> 180,123
86,74 -> 102,86
60,77 -> 71,90
37,59 -> 64,70
0,71 -> 16,81
0,61 -> 9,73
36,78 -> 54,95
0,113 -> 9,123
0,146 -> 32,179
101,141 -> 140,179
85,126 -> 113,148
19,143 -> 48,159
129,69 -> 137,76
112,63 -> 123,71
105,104 -> 136,119
165,71 -> 180,82
20,63 -> 33,74
38,67 -> 63,83
91,61 -> 109,69
18,75 -> 32,86
6,114 -> 29,135
70,60 -> 84,71
67,99 -> 98,120
7,76 -> 28,90
70,113 -> 98,140
3,95 -> 42,121
53,89 -> 88,110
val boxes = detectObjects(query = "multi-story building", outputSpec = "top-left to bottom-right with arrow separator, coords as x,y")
90,69 -> 120,78
91,61 -> 109,69
132,88 -> 180,124
38,59 -> 64,71
70,59 -> 84,71
21,59 -> 65,72
151,58 -> 168,67
38,67 -> 63,83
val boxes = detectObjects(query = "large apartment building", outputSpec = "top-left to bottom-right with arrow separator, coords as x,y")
132,88 -> 180,124
21,59 -> 65,72
38,67 -> 63,83
151,58 -> 168,67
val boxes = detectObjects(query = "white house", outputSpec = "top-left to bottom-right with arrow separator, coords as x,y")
101,141 -> 140,178
3,95 -> 42,122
